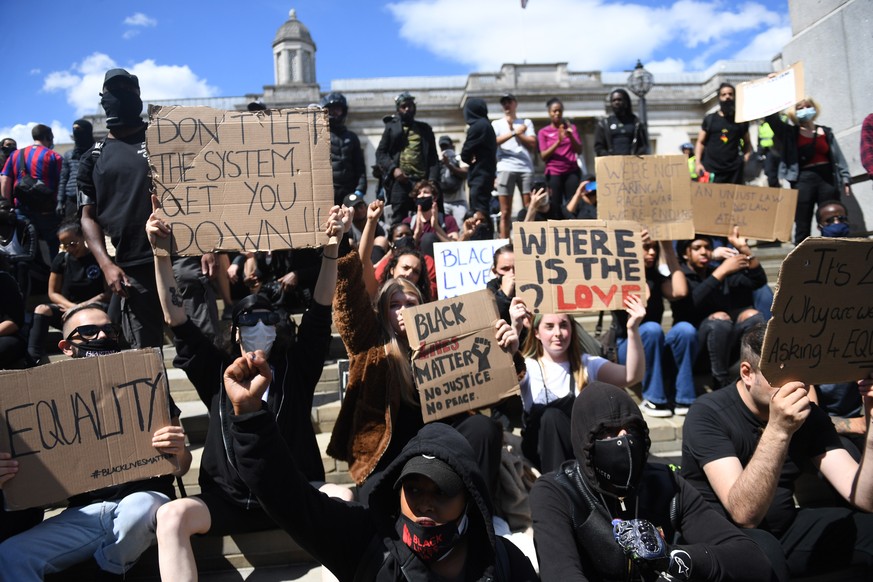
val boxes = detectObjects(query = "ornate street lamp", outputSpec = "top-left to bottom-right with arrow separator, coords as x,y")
627,59 -> 654,127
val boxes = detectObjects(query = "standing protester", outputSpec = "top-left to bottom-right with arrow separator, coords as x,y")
694,83 -> 753,184
0,138 -> 16,177
322,92 -> 367,206
460,98 -> 498,217
438,136 -> 468,226
492,93 -> 536,238
0,124 -> 64,259
376,92 -> 440,224
58,119 -> 94,218
593,88 -> 650,156
538,98 -> 583,210
764,98 -> 852,244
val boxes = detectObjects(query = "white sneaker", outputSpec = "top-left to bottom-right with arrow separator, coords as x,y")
640,400 -> 673,418
673,404 -> 690,416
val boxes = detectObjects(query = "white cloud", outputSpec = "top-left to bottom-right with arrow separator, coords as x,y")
123,30 -> 141,40
0,121 -> 72,147
733,25 -> 792,61
124,13 -> 157,27
386,0 -> 786,73
42,53 -> 220,116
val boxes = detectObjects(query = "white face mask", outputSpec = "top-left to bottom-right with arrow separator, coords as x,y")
239,321 -> 277,356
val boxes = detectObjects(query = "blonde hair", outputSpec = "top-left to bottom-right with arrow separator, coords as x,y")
787,96 -> 821,125
377,278 -> 423,407
520,313 -> 589,390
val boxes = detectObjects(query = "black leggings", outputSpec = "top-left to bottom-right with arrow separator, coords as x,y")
792,164 -> 837,244
546,170 -> 581,209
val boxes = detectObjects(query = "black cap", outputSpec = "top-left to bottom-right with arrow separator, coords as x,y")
395,455 -> 464,497
103,68 -> 139,90
342,192 -> 365,208
499,93 -> 516,104
438,136 -> 453,148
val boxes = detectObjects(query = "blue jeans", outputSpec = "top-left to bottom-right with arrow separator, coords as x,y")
618,321 -> 698,406
0,490 -> 169,579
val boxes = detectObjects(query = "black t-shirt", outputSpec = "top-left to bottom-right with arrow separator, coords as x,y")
681,385 -> 843,537
78,128 -> 153,267
67,395 -> 181,506
50,251 -> 104,304
613,265 -> 665,338
607,115 -> 636,155
701,113 -> 749,173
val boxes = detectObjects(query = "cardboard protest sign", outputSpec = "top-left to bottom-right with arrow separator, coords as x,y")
0,349 -> 177,510
595,155 -> 695,241
406,290 -> 519,422
735,62 -> 804,123
691,183 -> 798,241
147,105 -> 333,256
434,238 -> 510,299
512,220 -> 647,315
761,238 -> 873,386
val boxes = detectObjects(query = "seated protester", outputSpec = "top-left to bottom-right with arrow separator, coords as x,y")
344,191 -> 388,263
562,178 -> 597,219
0,304 -> 191,579
816,199 -> 851,238
518,186 -> 563,222
614,230 -> 696,418
681,323 -> 873,579
530,382 -> 773,582
326,250 -> 518,506
27,218 -> 109,364
226,366 -> 538,582
0,198 -> 37,300
0,255 -> 27,369
457,209 -> 494,241
512,297 -> 645,473
366,201 -> 436,302
403,179 -> 460,257
671,228 -> 766,389
146,198 -> 352,580
485,244 -> 515,326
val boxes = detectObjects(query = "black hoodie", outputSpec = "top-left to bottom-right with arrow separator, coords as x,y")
231,416 -> 537,582
530,382 -> 773,582
460,98 -> 497,193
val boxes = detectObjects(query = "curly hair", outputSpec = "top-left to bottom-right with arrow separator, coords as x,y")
381,248 -> 431,303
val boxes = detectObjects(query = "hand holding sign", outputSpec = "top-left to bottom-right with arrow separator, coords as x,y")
152,425 -> 187,459
0,452 -> 18,488
224,351 -> 273,415
624,294 -> 647,330
494,319 -> 519,354
147,194 -> 172,250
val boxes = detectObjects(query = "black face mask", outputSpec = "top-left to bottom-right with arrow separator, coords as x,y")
101,89 -> 144,128
394,234 -> 415,250
592,433 -> 646,496
720,100 -> 735,117
71,337 -> 121,358
416,196 -> 434,212
396,512 -> 468,563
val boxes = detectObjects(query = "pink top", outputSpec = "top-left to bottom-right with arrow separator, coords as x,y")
537,123 -> 581,175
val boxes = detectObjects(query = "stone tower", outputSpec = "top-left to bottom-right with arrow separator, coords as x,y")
261,8 -> 321,107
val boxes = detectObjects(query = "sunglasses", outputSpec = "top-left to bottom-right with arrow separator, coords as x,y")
66,323 -> 119,342
823,215 -> 848,225
236,311 -> 280,327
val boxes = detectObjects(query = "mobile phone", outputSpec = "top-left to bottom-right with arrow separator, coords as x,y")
533,180 -> 547,192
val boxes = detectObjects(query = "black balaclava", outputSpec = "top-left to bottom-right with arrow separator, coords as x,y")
101,69 -> 144,129
571,382 -> 650,498
71,119 -> 94,159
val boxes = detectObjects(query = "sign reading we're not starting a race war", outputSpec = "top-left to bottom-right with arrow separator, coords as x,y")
406,290 -> 519,422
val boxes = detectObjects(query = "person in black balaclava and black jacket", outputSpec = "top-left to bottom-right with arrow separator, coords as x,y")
594,88 -> 650,157
58,119 -> 94,217
530,382 -> 774,582
460,98 -> 497,216
322,92 -> 367,206
224,357 -> 538,582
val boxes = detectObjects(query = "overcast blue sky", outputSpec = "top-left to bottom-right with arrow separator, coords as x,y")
2,0 -> 790,145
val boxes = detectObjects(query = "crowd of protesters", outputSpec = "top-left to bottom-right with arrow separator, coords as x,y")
0,65 -> 870,581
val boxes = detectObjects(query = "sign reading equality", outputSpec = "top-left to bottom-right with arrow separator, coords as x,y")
0,349 -> 177,510
147,105 -> 334,256
406,290 -> 519,422
513,220 -> 647,315
761,238 -> 873,386
595,155 -> 695,241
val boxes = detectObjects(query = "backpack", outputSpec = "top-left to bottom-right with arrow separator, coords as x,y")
14,149 -> 56,213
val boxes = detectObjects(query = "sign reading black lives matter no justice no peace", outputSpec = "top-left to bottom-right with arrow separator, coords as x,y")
513,220 -> 648,314
0,349 -> 177,510
405,290 -> 519,422
147,105 -> 334,256
762,238 -> 873,386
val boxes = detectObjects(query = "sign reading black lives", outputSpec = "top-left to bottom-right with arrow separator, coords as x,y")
762,238 -> 873,386
405,290 -> 519,422
0,349 -> 177,510
147,105 -> 334,256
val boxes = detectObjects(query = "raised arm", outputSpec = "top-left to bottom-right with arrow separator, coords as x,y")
358,200 -> 384,300
147,195 -> 187,327
594,295 -> 645,387
313,205 -> 351,307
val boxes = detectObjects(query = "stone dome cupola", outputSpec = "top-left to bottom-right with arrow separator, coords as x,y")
273,8 -> 316,86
